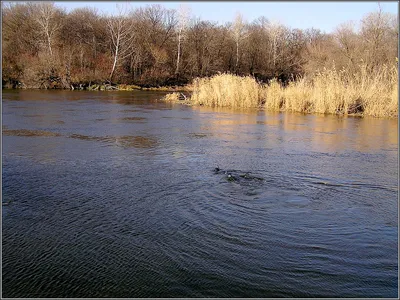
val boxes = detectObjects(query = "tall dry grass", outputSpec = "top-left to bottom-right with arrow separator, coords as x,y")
190,74 -> 264,108
272,64 -> 398,117
165,63 -> 398,118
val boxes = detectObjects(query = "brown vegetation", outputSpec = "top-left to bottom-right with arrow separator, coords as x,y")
2,2 -> 398,117
190,74 -> 263,108
264,63 -> 398,117
167,61 -> 397,117
3,2 -> 397,88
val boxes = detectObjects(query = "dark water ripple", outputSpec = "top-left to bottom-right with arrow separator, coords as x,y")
2,90 -> 398,298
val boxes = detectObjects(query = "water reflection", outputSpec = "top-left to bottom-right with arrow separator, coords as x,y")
269,112 -> 398,153
4,89 -> 168,105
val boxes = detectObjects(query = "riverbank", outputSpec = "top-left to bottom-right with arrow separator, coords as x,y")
2,81 -> 192,93
116,84 -> 192,92
3,64 -> 397,118
164,65 -> 398,118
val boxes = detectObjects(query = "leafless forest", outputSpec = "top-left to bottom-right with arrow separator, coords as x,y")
2,2 -> 398,89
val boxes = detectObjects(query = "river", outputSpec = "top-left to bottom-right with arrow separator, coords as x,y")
2,89 -> 398,297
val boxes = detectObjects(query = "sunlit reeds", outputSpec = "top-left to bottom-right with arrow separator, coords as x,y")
280,63 -> 399,117
164,63 -> 398,118
163,92 -> 180,102
190,74 -> 264,108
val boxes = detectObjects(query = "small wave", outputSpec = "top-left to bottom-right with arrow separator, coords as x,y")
187,133 -> 213,139
68,133 -> 158,149
119,117 -> 147,122
292,171 -> 397,193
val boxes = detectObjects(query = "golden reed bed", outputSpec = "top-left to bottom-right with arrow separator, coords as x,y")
165,64 -> 398,118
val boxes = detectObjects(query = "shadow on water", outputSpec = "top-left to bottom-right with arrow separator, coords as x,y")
2,89 -> 398,298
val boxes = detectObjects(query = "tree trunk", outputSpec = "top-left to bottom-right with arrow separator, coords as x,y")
46,29 -> 52,56
235,40 -> 239,72
176,32 -> 182,75
92,36 -> 97,78
109,38 -> 119,82
110,54 -> 118,82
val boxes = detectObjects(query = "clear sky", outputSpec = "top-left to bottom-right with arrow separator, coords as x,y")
54,1 -> 398,33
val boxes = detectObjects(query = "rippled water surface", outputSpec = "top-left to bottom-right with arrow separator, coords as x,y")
2,89 -> 398,297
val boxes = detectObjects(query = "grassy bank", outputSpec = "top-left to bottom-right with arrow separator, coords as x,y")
165,64 -> 398,118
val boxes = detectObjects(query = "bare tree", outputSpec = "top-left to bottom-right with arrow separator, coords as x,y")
107,3 -> 135,82
266,20 -> 285,69
28,2 -> 63,56
132,5 -> 177,80
60,7 -> 106,80
334,21 -> 360,70
302,29 -> 334,74
231,12 -> 246,72
175,4 -> 190,75
186,19 -> 220,76
360,4 -> 397,69
2,2 -> 398,89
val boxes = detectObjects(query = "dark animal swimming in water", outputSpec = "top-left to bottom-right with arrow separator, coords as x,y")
227,173 -> 238,181
213,167 -> 263,182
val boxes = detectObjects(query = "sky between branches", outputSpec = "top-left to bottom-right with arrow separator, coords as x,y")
53,1 -> 398,33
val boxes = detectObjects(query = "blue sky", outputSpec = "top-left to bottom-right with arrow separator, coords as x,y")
55,1 -> 398,33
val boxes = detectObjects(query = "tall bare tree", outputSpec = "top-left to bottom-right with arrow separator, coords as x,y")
175,4 -> 190,75
334,21 -> 360,71
28,2 -> 64,56
107,3 -> 135,82
231,12 -> 246,72
132,4 -> 176,80
267,20 -> 285,70
360,4 -> 397,69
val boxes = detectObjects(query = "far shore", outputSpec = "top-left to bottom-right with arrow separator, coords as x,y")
2,83 -> 192,93
3,69 -> 397,119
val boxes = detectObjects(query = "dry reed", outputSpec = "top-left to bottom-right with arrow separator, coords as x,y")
275,64 -> 398,117
190,74 -> 264,108
164,92 -> 180,102
163,63 -> 398,118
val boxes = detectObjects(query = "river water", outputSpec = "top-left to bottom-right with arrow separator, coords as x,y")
2,89 -> 398,297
